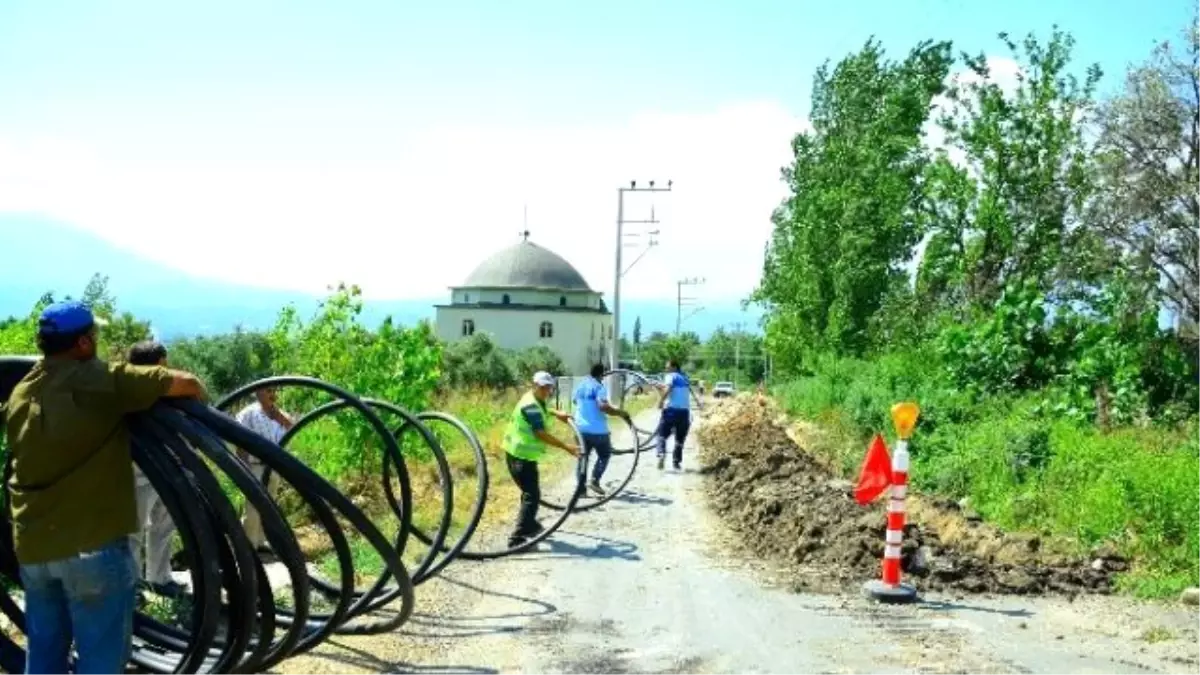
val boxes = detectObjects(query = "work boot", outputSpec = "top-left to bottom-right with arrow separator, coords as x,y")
588,480 -> 606,496
656,455 -> 665,470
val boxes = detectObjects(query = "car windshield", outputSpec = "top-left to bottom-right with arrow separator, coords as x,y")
716,382 -> 733,388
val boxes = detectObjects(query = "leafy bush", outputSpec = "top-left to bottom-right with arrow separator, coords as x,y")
511,345 -> 566,377
441,333 -> 518,390
441,338 -> 572,391
775,355 -> 1200,597
260,284 -> 443,476
169,329 -> 276,398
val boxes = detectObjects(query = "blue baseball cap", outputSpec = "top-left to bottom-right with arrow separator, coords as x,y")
37,301 -> 107,336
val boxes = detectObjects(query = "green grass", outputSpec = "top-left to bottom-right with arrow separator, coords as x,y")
773,354 -> 1200,599
300,385 -> 650,583
318,535 -> 387,583
141,590 -> 194,627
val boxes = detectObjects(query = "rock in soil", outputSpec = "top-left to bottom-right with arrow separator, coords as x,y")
696,397 -> 1115,597
1180,588 -> 1200,606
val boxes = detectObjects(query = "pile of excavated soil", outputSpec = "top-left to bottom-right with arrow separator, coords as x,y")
696,396 -> 1121,597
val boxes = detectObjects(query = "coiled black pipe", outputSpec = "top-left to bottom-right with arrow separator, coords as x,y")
221,392 -> 458,636
403,416 -> 592,561
387,370 -> 684,559
539,366 -> 706,512
0,362 -> 417,673
0,356 -> 656,672
384,411 -> 488,573
607,368 -> 704,456
538,413 -> 640,514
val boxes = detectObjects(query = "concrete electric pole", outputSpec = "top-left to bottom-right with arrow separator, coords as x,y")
676,277 -> 705,334
733,321 -> 743,383
610,179 -> 672,403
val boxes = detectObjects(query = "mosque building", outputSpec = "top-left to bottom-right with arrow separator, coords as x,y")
434,232 -> 613,376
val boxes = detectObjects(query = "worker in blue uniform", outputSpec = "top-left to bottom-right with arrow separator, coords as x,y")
653,359 -> 691,471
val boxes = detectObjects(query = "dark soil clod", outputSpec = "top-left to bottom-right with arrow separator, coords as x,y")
697,398 -> 1116,597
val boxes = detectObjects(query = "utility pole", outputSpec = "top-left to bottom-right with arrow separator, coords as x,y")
733,321 -> 744,384
611,179 -> 672,403
676,277 -> 705,334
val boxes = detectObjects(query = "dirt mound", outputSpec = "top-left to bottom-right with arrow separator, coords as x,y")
696,396 -> 1120,596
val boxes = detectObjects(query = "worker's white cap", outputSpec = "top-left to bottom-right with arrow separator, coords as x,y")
532,371 -> 556,387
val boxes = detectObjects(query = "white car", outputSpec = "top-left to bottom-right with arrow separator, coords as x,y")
712,381 -> 735,398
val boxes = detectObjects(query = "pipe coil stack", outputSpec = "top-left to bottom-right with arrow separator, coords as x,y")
0,358 -> 682,674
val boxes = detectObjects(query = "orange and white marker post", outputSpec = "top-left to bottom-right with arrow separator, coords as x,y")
863,401 -> 920,604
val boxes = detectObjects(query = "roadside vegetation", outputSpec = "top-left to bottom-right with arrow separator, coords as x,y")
752,22 -> 1199,597
0,278 -> 654,575
1,17 -> 1194,602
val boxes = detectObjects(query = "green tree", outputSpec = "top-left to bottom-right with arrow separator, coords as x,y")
705,328 -> 736,371
922,29 -> 1118,401
928,28 -> 1102,311
632,316 -> 642,349
618,335 -> 633,361
512,345 -> 566,377
266,283 -> 443,473
703,327 -> 766,384
754,38 -> 954,365
102,311 -> 153,362
80,273 -> 117,319
0,277 -> 150,360
442,332 -> 517,390
1087,19 -> 1199,333
169,328 -> 276,397
641,334 -> 696,373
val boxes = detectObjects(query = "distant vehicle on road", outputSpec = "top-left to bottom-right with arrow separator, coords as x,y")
712,381 -> 735,398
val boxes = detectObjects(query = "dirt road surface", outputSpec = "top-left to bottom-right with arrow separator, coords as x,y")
278,409 -> 1200,674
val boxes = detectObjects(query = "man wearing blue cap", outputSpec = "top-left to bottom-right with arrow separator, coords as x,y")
2,300 -> 206,674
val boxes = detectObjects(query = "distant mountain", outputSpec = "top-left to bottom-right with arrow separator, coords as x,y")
0,214 -> 762,341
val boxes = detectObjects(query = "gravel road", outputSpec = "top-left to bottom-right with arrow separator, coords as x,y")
278,409 -> 1200,674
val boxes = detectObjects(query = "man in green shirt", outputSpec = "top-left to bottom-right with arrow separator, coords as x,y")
2,301 -> 205,674
503,371 -> 578,548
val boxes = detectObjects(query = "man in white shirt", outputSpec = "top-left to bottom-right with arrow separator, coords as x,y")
234,386 -> 294,551
126,341 -> 185,597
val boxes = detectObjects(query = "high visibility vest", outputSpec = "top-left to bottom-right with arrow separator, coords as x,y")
504,391 -> 551,461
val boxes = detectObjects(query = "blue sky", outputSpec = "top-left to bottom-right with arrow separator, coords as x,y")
0,0 -> 1192,303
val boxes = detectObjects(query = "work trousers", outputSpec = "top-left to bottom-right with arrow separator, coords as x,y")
242,461 -> 279,548
656,408 -> 691,466
581,432 -> 613,483
132,479 -> 175,585
505,454 -> 541,540
20,537 -> 138,674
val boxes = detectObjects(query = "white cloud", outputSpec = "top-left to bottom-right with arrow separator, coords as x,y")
0,102 -> 808,303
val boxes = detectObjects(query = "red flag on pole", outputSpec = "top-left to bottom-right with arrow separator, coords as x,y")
854,433 -> 893,505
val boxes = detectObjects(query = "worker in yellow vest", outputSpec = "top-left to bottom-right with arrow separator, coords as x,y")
504,371 -> 580,548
